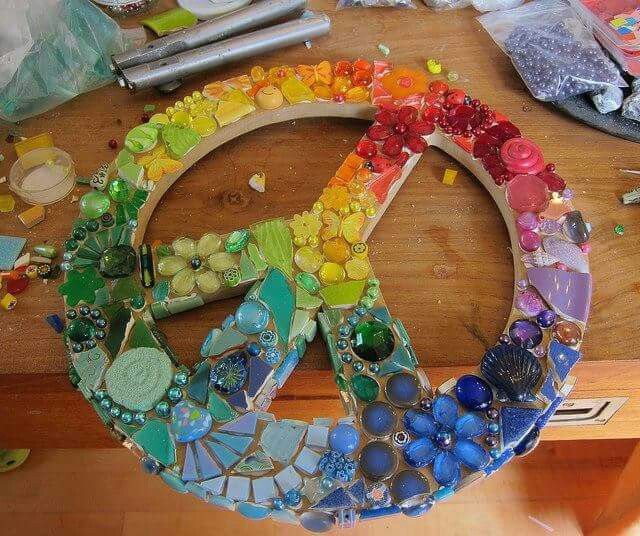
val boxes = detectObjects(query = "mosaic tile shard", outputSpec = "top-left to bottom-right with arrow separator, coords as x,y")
500,406 -> 543,450
319,280 -> 366,307
0,235 -> 26,270
200,475 -> 226,495
369,306 -> 392,324
259,268 -> 294,344
260,420 -> 306,463
275,465 -> 303,493
548,339 -> 581,382
227,390 -> 250,411
209,432 -> 253,454
207,391 -> 237,422
273,349 -> 300,388
234,450 -> 274,474
206,440 -> 241,469
252,476 -> 278,503
238,502 -> 271,520
200,328 -> 221,357
247,356 -> 273,397
306,424 -> 329,449
527,267 -> 591,323
182,444 -> 199,482
194,440 -> 222,480
251,219 -> 293,276
188,362 -> 211,404
219,412 -> 258,435
132,419 -> 176,466
312,487 -> 356,510
542,236 -> 589,273
296,285 -> 323,309
209,326 -> 247,356
377,346 -> 414,376
73,348 -> 108,391
226,475 -> 251,501
294,446 -> 322,474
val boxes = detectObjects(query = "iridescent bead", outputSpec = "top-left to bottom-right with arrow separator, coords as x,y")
62,252 -> 73,262
336,338 -> 349,350
86,219 -> 100,232
485,435 -> 498,447
355,306 -> 366,316
79,306 -> 90,316
272,498 -> 285,511
347,314 -> 360,326
370,363 -> 380,374
95,330 -> 106,340
167,387 -> 183,402
134,412 -> 147,425
96,318 -> 107,329
174,371 -> 189,386
321,477 -> 333,490
338,324 -> 351,337
486,407 -> 499,420
490,448 -> 501,459
353,361 -> 364,372
60,262 -> 71,272
537,309 -> 556,328
109,405 -> 122,418
341,353 -> 353,364
94,390 -> 107,401
72,227 -> 87,240
367,278 -> 380,287
360,297 -> 374,309
90,308 -> 101,319
247,342 -> 261,356
72,343 -> 83,353
121,411 -> 133,424
131,295 -> 145,310
85,340 -> 97,350
498,334 -> 511,344
155,401 -> 170,417
488,422 -> 500,434
284,489 -> 301,506
100,398 -> 112,410
367,286 -> 380,299
141,456 -> 162,474
419,397 -> 432,411
66,309 -> 77,320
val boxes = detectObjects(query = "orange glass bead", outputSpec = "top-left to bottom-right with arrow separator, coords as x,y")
353,59 -> 372,72
352,70 -> 372,87
553,321 -> 582,346
334,60 -> 353,77
332,76 -> 352,95
348,181 -> 365,196
322,237 -> 351,264
381,67 -> 428,99
313,84 -> 333,100
355,168 -> 372,183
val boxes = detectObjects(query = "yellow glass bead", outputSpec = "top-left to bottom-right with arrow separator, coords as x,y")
312,202 -> 324,215
349,201 -> 362,213
340,206 -> 351,216
322,237 -> 350,264
319,262 -> 346,285
192,91 -> 203,101
149,113 -> 170,125
281,76 -> 316,104
251,65 -> 266,82
183,96 -> 194,106
174,101 -> 184,110
365,207 -> 377,218
351,242 -> 369,259
171,110 -> 191,126
294,246 -> 324,273
294,236 -> 307,247
426,58 -> 442,74
191,116 -> 218,137
313,84 -> 333,100
307,236 -> 319,248
165,106 -> 175,117
348,181 -> 365,196
346,258 -> 370,280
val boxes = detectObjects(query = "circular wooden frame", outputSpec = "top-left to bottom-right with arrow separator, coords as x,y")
57,60 -> 592,531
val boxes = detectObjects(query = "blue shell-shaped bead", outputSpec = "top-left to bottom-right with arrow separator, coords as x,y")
481,344 -> 542,403
454,374 -> 493,411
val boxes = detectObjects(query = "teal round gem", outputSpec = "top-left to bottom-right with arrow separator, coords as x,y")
155,401 -> 170,417
367,286 -> 380,299
109,405 -> 121,418
351,320 -> 395,362
225,229 -> 250,252
167,387 -> 183,402
370,363 -> 380,374
66,317 -> 96,343
79,190 -> 110,219
134,412 -> 147,425
94,390 -> 107,401
131,295 -> 145,310
174,371 -> 189,386
121,411 -> 133,424
107,178 -> 132,203
100,398 -> 112,410
341,353 -> 353,364
64,239 -> 78,251
353,361 -> 364,372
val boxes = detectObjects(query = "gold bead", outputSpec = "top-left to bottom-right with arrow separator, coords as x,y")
349,201 -> 361,213
183,96 -> 193,106
340,206 -> 351,216
365,207 -> 377,218
312,202 -> 324,214
165,106 -> 175,117
192,91 -> 203,101
174,101 -> 184,110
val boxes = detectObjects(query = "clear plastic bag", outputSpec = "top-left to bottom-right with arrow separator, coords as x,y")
478,0 -> 626,102
0,0 -> 130,122
472,0 -> 524,12
422,0 -> 470,10
337,0 -> 415,9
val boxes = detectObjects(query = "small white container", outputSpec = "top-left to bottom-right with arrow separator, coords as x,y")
9,148 -> 76,205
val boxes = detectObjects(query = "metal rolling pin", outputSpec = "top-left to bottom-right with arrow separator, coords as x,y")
117,13 -> 331,92
111,0 -> 308,72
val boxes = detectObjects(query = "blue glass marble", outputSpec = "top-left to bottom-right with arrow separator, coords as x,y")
272,497 -> 284,510
455,374 -> 493,411
210,350 -> 248,395
246,342 -> 261,356
361,401 -> 397,437
284,489 -> 302,506
235,301 -> 269,334
508,319 -> 543,349
385,373 -> 420,408
329,423 -> 360,454
403,437 -> 437,468
359,441 -> 398,481
536,309 -> 557,328
170,400 -> 213,443
403,409 -> 437,438
390,469 -> 430,503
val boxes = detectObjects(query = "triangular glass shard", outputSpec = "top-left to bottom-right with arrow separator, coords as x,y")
205,440 -> 241,469
548,340 -> 581,382
188,362 -> 211,404
259,268 -> 294,344
233,450 -> 274,474
500,406 -> 542,450
219,412 -> 258,435
210,326 -> 247,356
209,432 -> 254,454
182,443 -> 199,482
193,440 -> 222,480
200,475 -> 226,495
247,357 -> 273,397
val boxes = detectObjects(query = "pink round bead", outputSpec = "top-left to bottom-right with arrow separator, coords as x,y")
519,230 -> 541,252
580,243 -> 591,254
516,211 -> 538,230
555,262 -> 568,271
506,174 -> 550,213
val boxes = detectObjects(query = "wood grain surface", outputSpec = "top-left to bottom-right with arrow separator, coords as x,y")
0,1 -> 638,435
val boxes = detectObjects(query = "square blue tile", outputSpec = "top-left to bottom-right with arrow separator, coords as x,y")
252,476 -> 277,503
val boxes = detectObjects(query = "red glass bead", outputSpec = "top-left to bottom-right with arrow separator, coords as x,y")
424,93 -> 441,107
405,134 -> 427,153
7,274 -> 29,295
395,151 -> 410,166
423,108 -> 441,122
352,70 -> 372,87
374,109 -> 397,126
382,134 -> 403,157
471,99 -> 481,108
397,106 -> 417,123
408,121 -> 435,136
141,113 -> 150,123
334,60 -> 353,76
356,140 -> 378,158
108,139 -> 118,149
473,133 -> 499,159
546,163 -> 556,172
429,81 -> 449,95
445,90 -> 466,106
486,121 -> 521,144
333,93 -> 346,103
538,170 -> 566,192
367,125 -> 393,141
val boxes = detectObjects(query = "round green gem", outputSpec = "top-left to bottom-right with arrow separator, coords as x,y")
367,286 -> 380,299
108,178 -> 132,203
350,374 -> 379,402
131,295 -> 145,310
79,190 -> 110,219
86,219 -> 100,232
360,296 -> 375,309
367,278 -> 380,287
614,224 -> 625,236
120,411 -> 133,424
225,229 -> 250,252
351,320 -> 395,362
174,370 -> 189,386
66,317 -> 96,343
167,387 -> 183,402
295,272 -> 321,294
99,245 -> 137,279
64,239 -> 78,252
72,227 -> 87,241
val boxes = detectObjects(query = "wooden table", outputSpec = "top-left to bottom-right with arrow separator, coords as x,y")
1,0 -> 639,447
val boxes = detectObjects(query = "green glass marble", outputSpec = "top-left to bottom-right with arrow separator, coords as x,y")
66,317 -> 96,343
351,320 -> 395,363
350,374 -> 379,402
225,229 -> 251,253
33,244 -> 57,258
295,272 -> 320,294
99,245 -> 137,279
79,191 -> 110,219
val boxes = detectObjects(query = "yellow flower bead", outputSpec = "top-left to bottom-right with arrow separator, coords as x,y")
340,206 -> 351,216
165,106 -> 175,117
365,207 -> 377,218
349,201 -> 362,213
174,101 -> 184,110
192,91 -> 203,101
312,202 -> 324,214
251,65 -> 266,82
184,96 -> 193,106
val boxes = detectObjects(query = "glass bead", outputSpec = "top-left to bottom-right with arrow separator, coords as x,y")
359,441 -> 398,481
455,374 -> 493,411
351,320 -> 394,362
506,174 -> 549,214
294,246 -> 324,273
350,374 -> 379,402
353,361 -> 364,372
108,178 -> 131,203
553,320 -> 582,346
79,190 -> 110,219
319,262 -> 346,285
329,423 -> 360,454
155,401 -> 170,417
385,373 -> 420,408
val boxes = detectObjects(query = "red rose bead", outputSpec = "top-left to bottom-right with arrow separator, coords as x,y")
394,122 -> 408,135
500,137 -> 545,175
397,106 -> 418,123
423,108 -> 441,122
405,134 -> 427,153
356,140 -> 378,158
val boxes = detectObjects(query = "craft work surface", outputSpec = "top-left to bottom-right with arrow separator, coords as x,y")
0,0 -> 638,453
0,441 -> 636,535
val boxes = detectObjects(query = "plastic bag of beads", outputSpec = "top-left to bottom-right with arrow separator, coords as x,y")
422,0 -> 470,10
477,0 -> 626,102
337,0 -> 415,8
472,0 -> 524,12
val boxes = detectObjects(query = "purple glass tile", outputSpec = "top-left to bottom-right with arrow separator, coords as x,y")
549,339 -> 581,382
227,390 -> 249,411
219,412 -> 258,435
248,356 -> 273,397
182,443 -> 199,482
527,267 -> 592,323
194,440 -> 222,480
